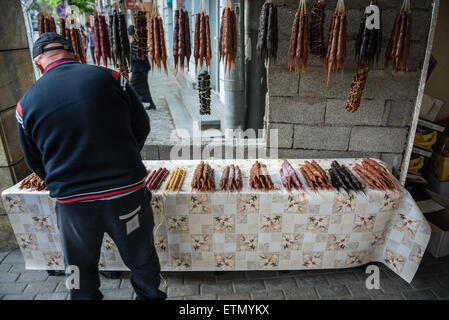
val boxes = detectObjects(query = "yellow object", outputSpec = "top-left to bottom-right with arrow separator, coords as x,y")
414,131 -> 438,149
432,152 -> 449,182
409,156 -> 425,173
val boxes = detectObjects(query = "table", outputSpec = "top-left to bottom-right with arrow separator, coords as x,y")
1,159 -> 431,283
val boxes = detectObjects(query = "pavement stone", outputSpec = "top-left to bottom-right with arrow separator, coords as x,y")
34,293 -> 68,300
24,282 -> 58,294
0,251 -> 10,262
316,285 -> 351,299
184,272 -> 217,285
16,271 -> 48,283
167,284 -> 200,297
380,278 -> 414,293
54,281 -> 69,293
102,289 -> 134,300
432,287 -> 449,300
296,274 -> 329,287
8,263 -> 26,273
2,294 -> 35,300
0,263 -> 12,272
283,287 -> 319,300
246,271 -> 278,280
218,293 -> 251,300
185,294 -> 218,300
0,272 -> 19,283
99,279 -> 121,291
410,274 -> 442,290
251,290 -> 285,300
120,279 -> 133,289
264,277 -> 298,290
402,289 -> 439,300
325,272 -> 360,285
337,295 -> 372,300
201,283 -> 234,296
2,251 -> 25,264
46,275 -> 65,282
371,293 -> 405,300
0,282 -> 27,295
233,280 -> 266,293
215,271 -> 247,281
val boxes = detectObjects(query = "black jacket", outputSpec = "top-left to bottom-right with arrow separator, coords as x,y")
16,58 -> 150,203
130,40 -> 151,73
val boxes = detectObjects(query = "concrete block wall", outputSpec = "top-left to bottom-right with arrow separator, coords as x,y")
0,0 -> 33,249
265,0 -> 434,173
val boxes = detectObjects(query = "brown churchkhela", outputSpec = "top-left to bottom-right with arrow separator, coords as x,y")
19,173 -> 47,191
220,165 -> 242,192
300,161 -> 332,191
249,161 -> 274,191
324,0 -> 346,86
352,158 -> 399,192
219,3 -> 238,75
148,12 -> 168,75
173,5 -> 191,74
38,11 -> 57,35
384,0 -> 412,72
288,0 -> 308,76
194,10 -> 212,72
191,162 -> 215,192
133,11 -> 148,60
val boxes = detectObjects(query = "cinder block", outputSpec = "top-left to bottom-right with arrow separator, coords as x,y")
141,145 -> 159,160
0,50 -> 35,112
384,100 -> 415,127
267,65 -> 299,97
268,123 -> 294,149
325,99 -> 386,126
294,125 -> 351,151
276,148 -> 381,160
268,96 -> 325,125
349,127 -> 409,153
0,0 -> 29,51
0,107 -> 24,165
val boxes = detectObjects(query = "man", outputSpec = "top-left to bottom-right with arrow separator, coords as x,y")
89,26 -> 96,65
128,25 -> 156,110
16,32 -> 166,301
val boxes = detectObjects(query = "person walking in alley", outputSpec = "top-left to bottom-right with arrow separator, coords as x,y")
128,25 -> 156,110
15,32 -> 166,301
89,26 -> 96,65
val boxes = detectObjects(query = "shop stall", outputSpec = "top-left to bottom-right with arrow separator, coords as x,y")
2,159 -> 430,283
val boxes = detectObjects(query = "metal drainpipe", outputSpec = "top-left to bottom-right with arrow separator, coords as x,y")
223,0 -> 246,134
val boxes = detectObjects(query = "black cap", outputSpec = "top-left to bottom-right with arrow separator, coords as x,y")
128,25 -> 135,36
32,32 -> 73,59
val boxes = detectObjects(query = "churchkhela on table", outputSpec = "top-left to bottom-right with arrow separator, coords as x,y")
250,161 -> 274,191
280,160 -> 304,192
220,165 -> 243,192
191,162 -> 216,192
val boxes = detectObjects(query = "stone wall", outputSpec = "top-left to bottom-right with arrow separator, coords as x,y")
265,0 -> 434,173
0,0 -> 34,250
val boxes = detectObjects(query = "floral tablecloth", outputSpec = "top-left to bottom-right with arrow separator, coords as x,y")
1,159 -> 431,283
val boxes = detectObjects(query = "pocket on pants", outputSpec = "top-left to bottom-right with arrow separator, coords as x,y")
119,205 -> 141,235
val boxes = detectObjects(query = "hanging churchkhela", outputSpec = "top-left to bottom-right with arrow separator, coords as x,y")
133,11 -> 148,60
58,17 -> 86,64
288,0 -> 308,76
384,0 -> 412,72
109,9 -> 131,80
38,11 -> 57,34
324,0 -> 346,86
219,1 -> 238,75
194,8 -> 212,72
148,12 -> 168,75
173,3 -> 191,74
256,0 -> 278,65
309,0 -> 326,57
94,11 -> 112,67
346,1 -> 382,113
198,71 -> 211,115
